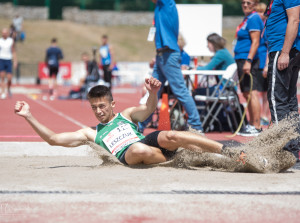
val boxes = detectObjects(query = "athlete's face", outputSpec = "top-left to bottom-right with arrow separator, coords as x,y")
89,97 -> 115,123
241,0 -> 257,16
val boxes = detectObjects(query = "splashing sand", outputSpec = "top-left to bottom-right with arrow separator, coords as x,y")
87,119 -> 299,173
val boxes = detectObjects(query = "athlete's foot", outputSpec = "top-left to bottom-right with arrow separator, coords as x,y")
240,150 -> 270,173
236,151 -> 247,164
222,146 -> 269,173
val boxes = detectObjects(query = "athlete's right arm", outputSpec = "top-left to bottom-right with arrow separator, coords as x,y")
14,101 -> 95,147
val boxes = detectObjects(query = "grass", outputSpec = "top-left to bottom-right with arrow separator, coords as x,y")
0,17 -> 235,64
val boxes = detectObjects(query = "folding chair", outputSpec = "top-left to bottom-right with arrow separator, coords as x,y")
193,63 -> 245,132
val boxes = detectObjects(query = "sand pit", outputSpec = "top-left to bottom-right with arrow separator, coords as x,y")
87,119 -> 299,174
0,154 -> 300,222
1,119 -> 300,222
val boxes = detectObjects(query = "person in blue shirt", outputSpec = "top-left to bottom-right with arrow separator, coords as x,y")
140,0 -> 203,133
196,33 -> 235,92
234,0 -> 264,137
256,2 -> 270,126
178,33 -> 190,70
266,0 -> 300,161
197,33 -> 235,72
99,35 -> 115,90
45,38 -> 63,100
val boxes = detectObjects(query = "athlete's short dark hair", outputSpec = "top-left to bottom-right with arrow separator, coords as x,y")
87,85 -> 113,102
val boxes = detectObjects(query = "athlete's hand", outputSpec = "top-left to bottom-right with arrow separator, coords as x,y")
145,77 -> 161,95
277,52 -> 289,71
243,60 -> 251,75
14,101 -> 30,118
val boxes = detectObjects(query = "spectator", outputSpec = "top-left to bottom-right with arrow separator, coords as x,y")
265,0 -> 300,160
9,24 -> 17,42
59,52 -> 100,100
12,15 -> 23,42
234,0 -> 264,136
178,33 -> 190,70
256,2 -> 270,125
140,0 -> 203,133
198,33 -> 234,70
0,28 -> 17,99
45,38 -> 63,100
197,33 -> 235,84
99,35 -> 115,90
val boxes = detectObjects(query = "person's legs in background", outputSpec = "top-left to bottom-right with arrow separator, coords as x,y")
236,59 -> 262,136
267,50 -> 300,161
103,64 -> 112,90
157,50 -> 202,131
0,70 -> 6,99
257,68 -> 270,125
48,66 -> 58,100
138,59 -> 166,133
6,72 -> 12,97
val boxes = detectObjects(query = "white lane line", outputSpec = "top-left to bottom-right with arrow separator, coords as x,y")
27,96 -> 87,128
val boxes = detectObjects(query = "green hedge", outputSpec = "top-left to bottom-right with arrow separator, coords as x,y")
0,0 -> 269,16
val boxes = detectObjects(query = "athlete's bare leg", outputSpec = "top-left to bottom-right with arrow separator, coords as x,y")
125,142 -> 167,165
157,131 -> 223,154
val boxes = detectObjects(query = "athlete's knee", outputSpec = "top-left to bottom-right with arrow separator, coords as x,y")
130,144 -> 153,158
164,130 -> 181,143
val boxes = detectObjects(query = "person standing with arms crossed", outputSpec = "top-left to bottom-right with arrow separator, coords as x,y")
45,38 -> 63,100
266,0 -> 300,160
0,28 -> 17,99
99,35 -> 115,90
142,0 -> 203,133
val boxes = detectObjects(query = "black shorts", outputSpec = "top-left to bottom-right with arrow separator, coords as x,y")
256,69 -> 268,92
118,131 -> 176,165
48,66 -> 59,78
236,59 -> 260,92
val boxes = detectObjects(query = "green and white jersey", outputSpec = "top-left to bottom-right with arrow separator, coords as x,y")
94,113 -> 145,158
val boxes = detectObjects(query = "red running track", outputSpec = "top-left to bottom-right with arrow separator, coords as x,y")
3,83 -> 298,144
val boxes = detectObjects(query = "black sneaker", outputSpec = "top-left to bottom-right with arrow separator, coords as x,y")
237,125 -> 262,137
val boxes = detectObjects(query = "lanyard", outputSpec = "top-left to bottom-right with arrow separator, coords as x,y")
264,0 -> 274,17
262,0 -> 274,38
235,11 -> 256,38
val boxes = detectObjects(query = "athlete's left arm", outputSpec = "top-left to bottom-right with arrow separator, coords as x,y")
278,5 -> 300,71
123,77 -> 161,123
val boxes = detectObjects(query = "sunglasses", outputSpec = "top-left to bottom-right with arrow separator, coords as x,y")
241,1 -> 254,6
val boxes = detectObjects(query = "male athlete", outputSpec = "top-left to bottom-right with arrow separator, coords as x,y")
15,77 -> 247,165
0,28 -> 17,99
